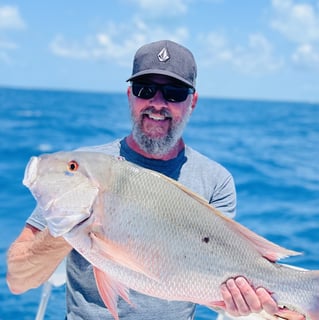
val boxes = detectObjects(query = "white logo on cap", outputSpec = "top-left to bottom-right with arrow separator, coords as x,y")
158,47 -> 170,62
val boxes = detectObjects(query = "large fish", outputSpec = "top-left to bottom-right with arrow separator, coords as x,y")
23,151 -> 319,320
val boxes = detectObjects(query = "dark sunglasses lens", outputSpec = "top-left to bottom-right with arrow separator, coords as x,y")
132,83 -> 193,102
132,83 -> 156,99
162,86 -> 189,102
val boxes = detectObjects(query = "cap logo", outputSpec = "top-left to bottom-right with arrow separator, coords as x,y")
158,47 -> 170,62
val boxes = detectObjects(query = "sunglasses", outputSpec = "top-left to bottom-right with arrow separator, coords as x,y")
132,82 -> 195,103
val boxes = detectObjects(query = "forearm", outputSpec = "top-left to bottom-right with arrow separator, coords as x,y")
6,227 -> 72,294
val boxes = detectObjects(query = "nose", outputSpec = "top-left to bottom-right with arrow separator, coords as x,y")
149,89 -> 168,107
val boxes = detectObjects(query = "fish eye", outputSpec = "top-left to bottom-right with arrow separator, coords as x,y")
68,160 -> 79,171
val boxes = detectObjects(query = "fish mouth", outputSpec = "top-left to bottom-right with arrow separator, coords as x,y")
23,156 -> 39,188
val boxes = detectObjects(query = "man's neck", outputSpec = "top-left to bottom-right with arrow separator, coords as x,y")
125,134 -> 185,161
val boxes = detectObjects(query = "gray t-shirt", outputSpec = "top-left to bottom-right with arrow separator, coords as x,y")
27,138 -> 236,319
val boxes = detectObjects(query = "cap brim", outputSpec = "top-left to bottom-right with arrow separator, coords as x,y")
127,69 -> 194,88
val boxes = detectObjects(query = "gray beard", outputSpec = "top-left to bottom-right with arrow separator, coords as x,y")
131,107 -> 192,157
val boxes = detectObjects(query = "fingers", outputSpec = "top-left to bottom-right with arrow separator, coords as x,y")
275,307 -> 306,320
220,277 -> 277,317
220,277 -> 306,320
256,287 -> 278,315
221,277 -> 260,316
220,280 -> 241,316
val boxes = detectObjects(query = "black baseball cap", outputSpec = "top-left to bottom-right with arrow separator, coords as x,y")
127,40 -> 197,88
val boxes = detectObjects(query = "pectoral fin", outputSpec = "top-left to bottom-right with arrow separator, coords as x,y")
93,267 -> 132,320
90,232 -> 158,281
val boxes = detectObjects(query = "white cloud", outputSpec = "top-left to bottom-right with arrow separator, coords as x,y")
270,0 -> 319,43
270,0 -> 319,69
0,38 -> 17,49
50,18 -> 188,66
0,6 -> 25,64
0,37 -> 16,63
130,0 -> 187,17
199,32 -> 283,74
50,35 -> 92,60
292,43 -> 319,68
0,5 -> 25,30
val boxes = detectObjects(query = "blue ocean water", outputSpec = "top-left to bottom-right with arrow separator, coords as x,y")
0,87 -> 318,319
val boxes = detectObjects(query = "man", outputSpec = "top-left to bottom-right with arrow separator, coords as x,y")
7,40 -> 304,319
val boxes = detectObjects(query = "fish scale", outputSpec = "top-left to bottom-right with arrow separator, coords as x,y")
23,151 -> 319,320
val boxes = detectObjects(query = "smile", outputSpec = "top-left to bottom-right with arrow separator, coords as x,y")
142,108 -> 172,122
148,114 -> 167,121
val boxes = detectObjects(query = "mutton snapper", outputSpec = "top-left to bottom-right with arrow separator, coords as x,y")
23,151 -> 319,320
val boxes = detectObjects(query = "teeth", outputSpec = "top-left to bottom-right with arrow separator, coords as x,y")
148,114 -> 166,121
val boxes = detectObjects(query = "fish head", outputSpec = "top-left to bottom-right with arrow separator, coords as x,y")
23,151 -> 101,237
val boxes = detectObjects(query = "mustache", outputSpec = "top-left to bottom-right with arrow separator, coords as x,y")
142,107 -> 172,119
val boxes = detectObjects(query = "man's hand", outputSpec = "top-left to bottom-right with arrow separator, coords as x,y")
220,277 -> 306,319
220,277 -> 277,316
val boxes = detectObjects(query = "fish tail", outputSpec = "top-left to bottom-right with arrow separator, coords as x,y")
307,270 -> 319,320
297,269 -> 319,320
277,266 -> 319,320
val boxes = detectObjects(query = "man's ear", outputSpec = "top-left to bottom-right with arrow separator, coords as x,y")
127,86 -> 131,97
191,91 -> 198,111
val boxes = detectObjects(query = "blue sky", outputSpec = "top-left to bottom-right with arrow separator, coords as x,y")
1,0 -> 319,102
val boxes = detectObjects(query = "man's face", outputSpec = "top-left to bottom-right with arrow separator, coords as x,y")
127,75 -> 197,156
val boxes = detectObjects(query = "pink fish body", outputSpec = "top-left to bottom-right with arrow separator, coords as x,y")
23,151 -> 319,320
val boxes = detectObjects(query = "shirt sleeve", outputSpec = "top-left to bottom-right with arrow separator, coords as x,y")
180,146 -> 237,219
209,173 -> 236,219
